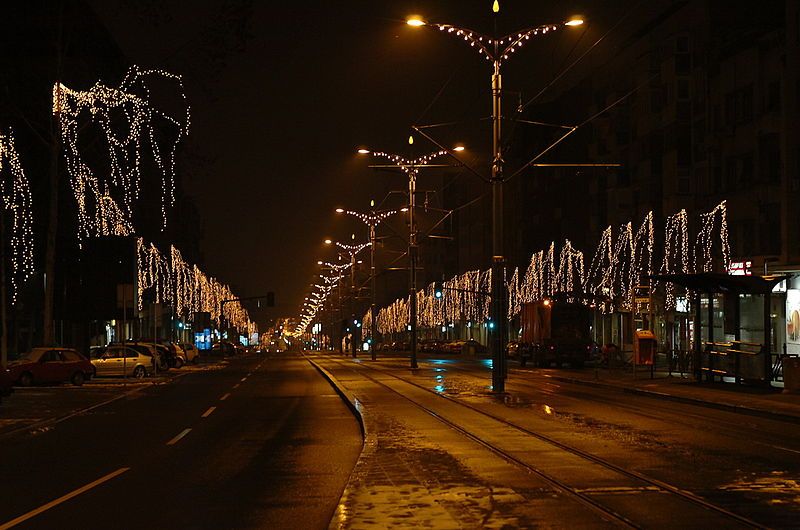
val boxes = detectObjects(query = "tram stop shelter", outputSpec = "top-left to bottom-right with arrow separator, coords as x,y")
650,272 -> 790,385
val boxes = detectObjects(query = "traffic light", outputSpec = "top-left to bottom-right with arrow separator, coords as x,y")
434,283 -> 443,299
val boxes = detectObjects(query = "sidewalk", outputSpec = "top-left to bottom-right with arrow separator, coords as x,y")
526,365 -> 800,424
310,354 -> 799,528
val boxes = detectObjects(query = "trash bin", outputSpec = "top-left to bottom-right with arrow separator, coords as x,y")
783,356 -> 800,393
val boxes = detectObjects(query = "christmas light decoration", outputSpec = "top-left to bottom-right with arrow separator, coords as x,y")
136,238 -> 255,334
661,209 -> 689,309
54,66 -> 191,241
0,130 -> 35,304
338,208 -> 398,227
328,202 -> 733,336
698,200 -> 730,273
431,23 -> 560,63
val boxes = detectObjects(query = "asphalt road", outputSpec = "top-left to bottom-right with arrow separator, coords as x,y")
0,354 -> 362,530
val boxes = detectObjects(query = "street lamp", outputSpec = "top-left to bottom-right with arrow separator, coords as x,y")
407,7 -> 583,392
358,145 -> 457,369
335,203 -> 402,360
316,258 -> 351,351
324,237 -> 371,357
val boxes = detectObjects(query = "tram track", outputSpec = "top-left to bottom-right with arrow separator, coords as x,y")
318,355 -> 767,529
424,359 -> 800,448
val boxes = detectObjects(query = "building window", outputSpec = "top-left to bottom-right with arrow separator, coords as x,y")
766,80 -> 781,112
677,79 -> 690,100
759,133 -> 781,183
677,167 -> 690,194
725,85 -> 754,126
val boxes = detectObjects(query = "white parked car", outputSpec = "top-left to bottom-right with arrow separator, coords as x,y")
91,345 -> 153,379
180,343 -> 200,364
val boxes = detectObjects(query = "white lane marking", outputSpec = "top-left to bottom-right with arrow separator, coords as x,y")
166,428 -> 192,446
247,372 -> 252,376
0,467 -> 130,529
756,441 -> 800,455
233,383 -> 240,389
220,393 -> 231,401
240,377 -> 247,382
201,406 -> 216,418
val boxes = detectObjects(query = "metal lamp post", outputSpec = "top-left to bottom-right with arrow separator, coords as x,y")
358,147 -> 453,369
325,237 -> 371,357
406,10 -> 584,392
315,259 -> 351,352
335,203 -> 403,360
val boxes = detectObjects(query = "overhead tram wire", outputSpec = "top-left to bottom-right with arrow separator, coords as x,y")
504,71 -> 659,184
500,0 -> 646,154
518,0 -> 647,113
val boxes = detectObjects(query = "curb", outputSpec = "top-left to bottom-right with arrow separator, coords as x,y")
304,355 -> 369,441
303,355 -> 377,530
545,374 -> 800,425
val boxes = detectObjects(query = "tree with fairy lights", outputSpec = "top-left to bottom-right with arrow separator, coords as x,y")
0,130 -> 34,368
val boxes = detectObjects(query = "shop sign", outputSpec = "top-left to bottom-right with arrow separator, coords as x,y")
729,261 -> 752,276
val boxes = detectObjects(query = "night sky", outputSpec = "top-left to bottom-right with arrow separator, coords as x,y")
84,0 -> 631,322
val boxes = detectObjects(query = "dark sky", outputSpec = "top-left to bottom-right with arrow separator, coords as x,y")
85,0 -> 629,323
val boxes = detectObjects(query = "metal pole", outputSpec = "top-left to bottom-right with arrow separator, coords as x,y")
707,293 -> 714,382
764,291 -> 772,385
338,276 -> 343,354
490,58 -> 507,391
351,252 -> 357,358
370,222 -> 377,361
409,172 -> 418,369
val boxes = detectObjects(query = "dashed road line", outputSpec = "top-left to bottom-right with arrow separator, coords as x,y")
201,406 -> 216,418
166,428 -> 192,446
0,467 -> 130,529
240,377 -> 248,382
233,383 -> 240,389
220,393 -> 231,401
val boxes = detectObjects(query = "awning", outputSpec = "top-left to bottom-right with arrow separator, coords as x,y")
648,273 -> 791,295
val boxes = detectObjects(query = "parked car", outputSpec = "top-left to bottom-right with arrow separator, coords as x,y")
180,343 -> 200,364
91,345 -> 152,379
118,342 -> 164,370
158,341 -> 186,368
463,339 -> 487,353
391,341 -> 410,351
8,348 -> 94,386
506,341 -> 521,358
445,340 -> 466,353
211,341 -> 237,357
0,366 -> 13,404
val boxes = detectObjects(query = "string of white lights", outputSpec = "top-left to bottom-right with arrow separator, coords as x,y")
0,129 -> 35,305
54,66 -> 191,242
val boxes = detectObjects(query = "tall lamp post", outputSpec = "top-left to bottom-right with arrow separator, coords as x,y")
335,202 -> 406,360
358,145 -> 460,369
406,9 -> 584,391
325,236 -> 371,357
316,259 -> 351,352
